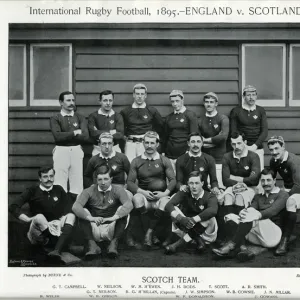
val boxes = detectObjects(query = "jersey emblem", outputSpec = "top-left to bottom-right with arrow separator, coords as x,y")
199,167 -> 204,172
244,166 -> 249,170
109,120 -> 114,124
155,164 -> 159,168
73,122 -> 78,127
284,169 -> 288,173
143,115 -> 148,119
253,115 -> 258,119
108,199 -> 114,204
53,196 -> 58,202
269,199 -> 274,204
180,118 -> 185,122
199,205 -> 204,210
111,165 -> 117,170
214,124 -> 219,128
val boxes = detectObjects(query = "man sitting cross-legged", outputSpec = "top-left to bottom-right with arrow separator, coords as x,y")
164,171 -> 218,254
8,166 -> 76,263
212,168 -> 289,261
72,165 -> 133,259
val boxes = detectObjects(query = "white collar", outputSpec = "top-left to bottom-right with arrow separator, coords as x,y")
191,189 -> 205,200
174,106 -> 186,114
98,108 -> 115,117
98,185 -> 112,192
242,102 -> 256,112
262,186 -> 280,195
60,110 -> 74,117
99,149 -> 116,159
141,152 -> 160,160
281,151 -> 289,163
205,110 -> 218,117
233,147 -> 248,159
39,184 -> 53,192
188,151 -> 202,158
132,102 -> 146,109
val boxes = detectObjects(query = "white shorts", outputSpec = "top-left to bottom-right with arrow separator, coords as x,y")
27,214 -> 67,245
171,207 -> 218,244
246,219 -> 282,248
223,187 -> 255,207
140,194 -> 162,210
125,135 -> 145,163
284,189 -> 300,209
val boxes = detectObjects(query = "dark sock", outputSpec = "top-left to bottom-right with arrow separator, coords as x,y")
188,223 -> 206,239
149,209 -> 164,230
224,220 -> 238,240
113,217 -> 127,240
78,219 -> 94,241
283,211 -> 297,238
136,206 -> 149,232
55,224 -> 73,252
232,222 -> 252,246
216,205 -> 235,241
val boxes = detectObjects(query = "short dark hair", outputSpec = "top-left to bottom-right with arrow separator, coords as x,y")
59,91 -> 73,102
95,165 -> 112,178
231,132 -> 246,141
188,132 -> 203,142
260,167 -> 276,179
99,90 -> 114,101
38,166 -> 55,177
187,171 -> 202,181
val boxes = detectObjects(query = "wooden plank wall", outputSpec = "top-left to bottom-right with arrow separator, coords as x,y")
8,41 -> 300,202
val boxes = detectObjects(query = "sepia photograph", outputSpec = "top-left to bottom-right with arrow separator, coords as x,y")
7,22 -> 300,271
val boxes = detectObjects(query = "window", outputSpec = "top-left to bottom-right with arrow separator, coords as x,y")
242,44 -> 286,107
289,44 -> 300,107
8,43 -> 72,107
9,44 -> 26,106
30,44 -> 72,106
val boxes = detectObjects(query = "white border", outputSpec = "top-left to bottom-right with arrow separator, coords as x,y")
29,43 -> 72,106
8,44 -> 26,107
289,44 -> 300,107
242,43 -> 286,107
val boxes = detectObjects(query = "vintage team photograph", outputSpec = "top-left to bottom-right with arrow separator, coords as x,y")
8,23 -> 300,268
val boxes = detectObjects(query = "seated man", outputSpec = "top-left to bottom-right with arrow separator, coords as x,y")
73,165 -> 133,259
84,132 -> 130,189
268,135 -> 300,255
164,171 -> 218,254
217,132 -> 261,242
212,168 -> 289,261
127,131 -> 176,249
8,166 -> 75,262
176,132 -> 220,195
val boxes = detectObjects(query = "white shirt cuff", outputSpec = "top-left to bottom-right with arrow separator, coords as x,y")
193,215 -> 201,223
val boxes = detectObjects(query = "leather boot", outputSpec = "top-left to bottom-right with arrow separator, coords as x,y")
164,238 -> 186,255
195,236 -> 206,253
144,229 -> 153,249
237,247 -> 255,262
162,234 -> 173,248
85,240 -> 101,260
274,236 -> 289,256
152,235 -> 161,246
47,249 -> 63,263
107,238 -> 119,259
212,241 -> 237,258
126,231 -> 143,250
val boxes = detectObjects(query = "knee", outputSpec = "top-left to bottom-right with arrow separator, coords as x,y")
132,193 -> 145,208
158,196 -> 170,210
33,214 -> 48,225
126,190 -> 134,201
286,197 -> 297,212
65,213 -> 76,225
224,194 -> 234,206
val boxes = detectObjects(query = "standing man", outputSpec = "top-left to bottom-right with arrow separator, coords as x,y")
88,90 -> 125,156
120,83 -> 164,162
212,168 -> 288,261
230,85 -> 268,169
267,136 -> 300,255
84,132 -> 130,189
198,92 -> 229,189
176,132 -> 219,195
73,165 -> 133,259
164,171 -> 218,255
163,90 -> 198,170
217,132 -> 261,242
50,91 -> 89,200
8,166 -> 76,262
127,131 -> 176,248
